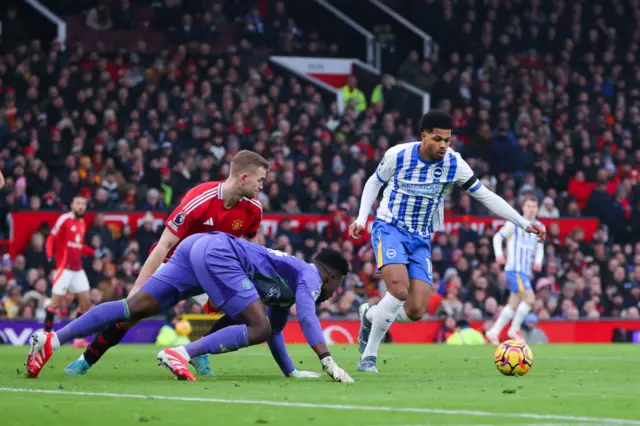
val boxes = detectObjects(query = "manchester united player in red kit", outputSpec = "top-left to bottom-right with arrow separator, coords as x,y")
65,150 -> 268,376
44,196 -> 96,347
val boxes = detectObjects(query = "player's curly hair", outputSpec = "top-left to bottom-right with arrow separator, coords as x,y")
313,248 -> 350,276
420,109 -> 454,132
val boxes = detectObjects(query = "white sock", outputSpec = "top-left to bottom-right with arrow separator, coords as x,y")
171,346 -> 191,362
394,307 -> 414,323
488,305 -> 515,335
361,293 -> 404,359
366,304 -> 414,323
51,333 -> 61,350
509,302 -> 532,334
365,305 -> 377,322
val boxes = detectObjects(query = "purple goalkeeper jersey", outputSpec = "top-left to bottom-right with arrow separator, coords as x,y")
151,232 -> 327,357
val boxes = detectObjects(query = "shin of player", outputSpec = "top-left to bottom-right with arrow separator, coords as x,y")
44,196 -> 94,348
487,197 -> 544,344
350,110 -> 546,372
67,151 -> 268,376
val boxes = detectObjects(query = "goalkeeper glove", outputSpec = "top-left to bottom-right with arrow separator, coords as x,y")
321,356 -> 354,383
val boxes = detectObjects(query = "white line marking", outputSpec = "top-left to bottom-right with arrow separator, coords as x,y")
0,388 -> 638,424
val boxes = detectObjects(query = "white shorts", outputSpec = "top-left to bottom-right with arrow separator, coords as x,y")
52,269 -> 90,296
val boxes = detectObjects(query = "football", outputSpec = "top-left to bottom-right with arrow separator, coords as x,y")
175,319 -> 193,336
494,339 -> 534,376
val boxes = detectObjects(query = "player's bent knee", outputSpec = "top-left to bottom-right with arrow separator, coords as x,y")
381,265 -> 410,300
404,304 -> 426,321
247,319 -> 271,345
523,290 -> 535,304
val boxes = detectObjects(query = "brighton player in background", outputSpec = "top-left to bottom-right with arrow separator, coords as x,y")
486,197 -> 544,343
26,233 -> 354,383
349,109 -> 546,372
65,150 -> 268,376
45,196 -> 96,348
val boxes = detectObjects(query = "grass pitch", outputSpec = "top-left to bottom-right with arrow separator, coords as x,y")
1,344 -> 639,426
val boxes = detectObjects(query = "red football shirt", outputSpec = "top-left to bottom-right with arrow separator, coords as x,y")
162,181 -> 262,259
46,212 -> 95,271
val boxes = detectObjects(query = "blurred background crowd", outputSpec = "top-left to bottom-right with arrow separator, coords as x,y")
1,0 -> 640,336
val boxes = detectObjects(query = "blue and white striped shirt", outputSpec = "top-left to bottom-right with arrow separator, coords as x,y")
493,221 -> 544,278
375,143 -> 482,237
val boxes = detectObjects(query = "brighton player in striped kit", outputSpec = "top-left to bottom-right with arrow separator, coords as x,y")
349,110 -> 546,372
486,197 -> 544,344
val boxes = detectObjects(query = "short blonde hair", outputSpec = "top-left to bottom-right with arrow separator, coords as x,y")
230,150 -> 269,176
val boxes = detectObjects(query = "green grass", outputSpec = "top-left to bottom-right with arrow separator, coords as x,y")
1,344 -> 639,425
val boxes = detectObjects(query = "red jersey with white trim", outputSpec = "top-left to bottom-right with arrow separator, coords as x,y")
162,181 -> 262,259
46,212 -> 95,271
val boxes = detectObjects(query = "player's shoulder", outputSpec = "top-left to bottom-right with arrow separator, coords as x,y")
386,141 -> 419,156
446,147 -> 462,160
446,148 -> 472,169
180,181 -> 223,213
52,212 -> 74,233
56,212 -> 74,225
241,197 -> 263,215
185,181 -> 222,198
382,142 -> 420,166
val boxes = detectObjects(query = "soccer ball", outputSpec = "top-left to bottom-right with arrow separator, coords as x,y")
175,320 -> 192,336
494,339 -> 533,376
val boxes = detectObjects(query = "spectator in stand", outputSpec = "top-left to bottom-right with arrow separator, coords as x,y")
134,213 -> 159,261
370,74 -> 403,114
538,197 -> 560,218
86,4 -> 113,31
340,76 -> 367,113
112,0 -> 134,30
4,285 -> 22,319
24,233 -> 48,272
413,60 -> 438,93
244,6 -> 266,45
2,8 -> 25,48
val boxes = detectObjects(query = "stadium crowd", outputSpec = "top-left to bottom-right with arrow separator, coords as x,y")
2,0 -> 640,331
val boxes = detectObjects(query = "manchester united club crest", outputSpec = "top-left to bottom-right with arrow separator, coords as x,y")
232,219 -> 243,230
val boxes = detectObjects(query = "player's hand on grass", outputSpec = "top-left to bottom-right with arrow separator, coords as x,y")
321,356 -> 354,383
525,221 -> 546,243
288,369 -> 321,379
349,221 -> 364,239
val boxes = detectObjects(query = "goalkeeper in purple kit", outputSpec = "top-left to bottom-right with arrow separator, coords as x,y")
26,232 -> 354,383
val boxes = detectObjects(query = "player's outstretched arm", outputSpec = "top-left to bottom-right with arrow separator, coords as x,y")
266,306 -> 320,379
469,185 -> 545,241
454,155 -> 545,242
0,170 -> 5,190
350,150 -> 396,239
295,282 -> 354,383
130,229 -> 179,295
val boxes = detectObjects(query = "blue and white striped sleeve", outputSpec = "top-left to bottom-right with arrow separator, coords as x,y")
453,153 -> 483,193
356,148 -> 397,226
375,149 -> 398,183
454,153 -> 531,230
